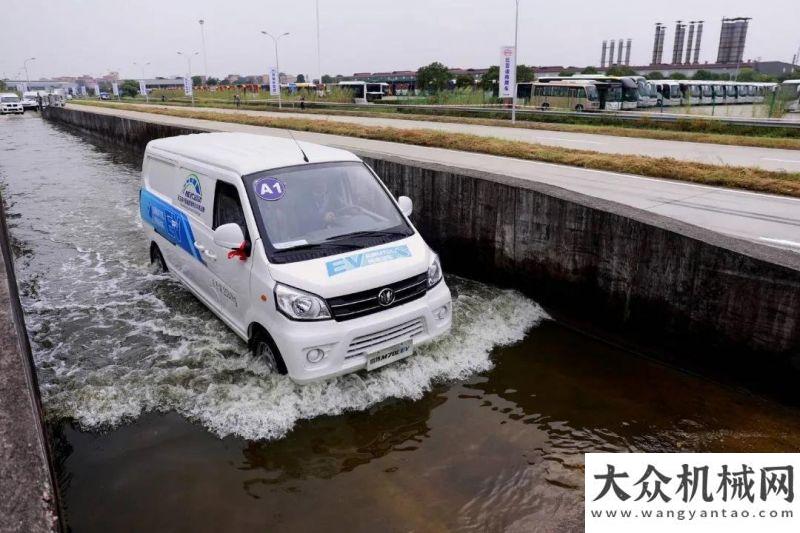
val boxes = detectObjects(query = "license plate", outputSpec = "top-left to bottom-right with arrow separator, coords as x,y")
366,340 -> 414,371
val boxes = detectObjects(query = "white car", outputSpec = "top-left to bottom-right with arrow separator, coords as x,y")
0,93 -> 24,114
21,91 -> 41,110
140,132 -> 452,383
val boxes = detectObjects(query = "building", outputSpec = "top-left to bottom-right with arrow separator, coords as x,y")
717,17 -> 750,64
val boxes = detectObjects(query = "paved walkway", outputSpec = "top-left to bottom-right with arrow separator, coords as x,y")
71,104 -> 800,252
122,102 -> 800,172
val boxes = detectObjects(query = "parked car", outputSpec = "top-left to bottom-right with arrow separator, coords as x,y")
0,93 -> 24,114
140,132 -> 452,383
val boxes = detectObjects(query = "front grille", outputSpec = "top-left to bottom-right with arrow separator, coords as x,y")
327,272 -> 428,321
346,317 -> 426,359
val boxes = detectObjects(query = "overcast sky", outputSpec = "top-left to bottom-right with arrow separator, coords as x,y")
2,0 -> 798,80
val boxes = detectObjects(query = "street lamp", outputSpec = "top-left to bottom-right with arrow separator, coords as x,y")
261,30 -> 290,108
511,0 -> 520,123
23,57 -> 36,85
177,51 -> 199,106
134,61 -> 151,102
315,0 -> 322,91
199,19 -> 209,81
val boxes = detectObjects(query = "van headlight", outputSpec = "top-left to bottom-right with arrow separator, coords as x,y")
427,254 -> 443,288
274,283 -> 332,321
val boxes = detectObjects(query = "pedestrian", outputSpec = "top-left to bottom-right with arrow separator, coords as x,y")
161,94 -> 166,103
234,94 -> 241,109
300,95 -> 306,110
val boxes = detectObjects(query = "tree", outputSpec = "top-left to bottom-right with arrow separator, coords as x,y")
206,77 -> 220,86
671,72 -> 687,80
417,62 -> 451,93
558,69 -> 575,76
455,74 -> 475,88
581,66 -> 599,74
192,75 -> 203,86
120,80 -> 140,98
0,80 -> 6,91
517,64 -> 535,83
296,74 -> 306,83
480,64 -> 534,93
606,65 -> 638,77
321,74 -> 334,84
646,71 -> 665,80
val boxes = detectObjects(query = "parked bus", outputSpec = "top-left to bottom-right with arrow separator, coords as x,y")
678,82 -> 701,105
654,81 -> 682,106
518,80 -> 600,111
778,80 -> 800,112
539,75 -> 629,110
630,76 -> 656,107
338,81 -> 389,103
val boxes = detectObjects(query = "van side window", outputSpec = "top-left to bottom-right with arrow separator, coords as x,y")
213,181 -> 248,237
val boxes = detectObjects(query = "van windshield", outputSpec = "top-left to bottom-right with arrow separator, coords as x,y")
244,162 -> 412,260
1,96 -> 19,103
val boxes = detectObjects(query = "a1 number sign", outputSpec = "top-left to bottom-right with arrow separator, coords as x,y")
254,177 -> 285,201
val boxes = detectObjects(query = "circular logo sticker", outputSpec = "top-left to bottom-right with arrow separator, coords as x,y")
254,177 -> 285,201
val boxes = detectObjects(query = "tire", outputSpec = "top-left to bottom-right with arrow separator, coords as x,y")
250,328 -> 288,375
150,243 -> 168,272
541,103 -> 550,110
574,105 -> 584,112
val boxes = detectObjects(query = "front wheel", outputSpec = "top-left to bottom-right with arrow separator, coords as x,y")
574,105 -> 584,112
250,329 -> 288,375
150,243 -> 168,272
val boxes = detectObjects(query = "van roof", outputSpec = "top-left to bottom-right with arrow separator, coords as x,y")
146,132 -> 361,175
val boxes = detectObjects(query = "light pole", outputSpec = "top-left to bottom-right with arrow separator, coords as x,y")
511,0 -> 520,123
23,57 -> 36,85
177,51 -> 199,106
316,0 -> 322,91
199,19 -> 208,82
261,31 -> 290,108
134,61 -> 150,102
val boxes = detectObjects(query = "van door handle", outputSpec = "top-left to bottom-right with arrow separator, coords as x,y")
203,249 -> 217,260
194,241 -> 206,252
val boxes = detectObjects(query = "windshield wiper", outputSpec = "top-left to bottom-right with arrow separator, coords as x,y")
325,229 -> 410,242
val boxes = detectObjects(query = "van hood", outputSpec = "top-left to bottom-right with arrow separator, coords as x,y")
267,235 -> 432,298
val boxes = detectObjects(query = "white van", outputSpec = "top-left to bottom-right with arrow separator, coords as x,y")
0,93 -> 24,114
21,91 -> 42,110
140,132 -> 452,383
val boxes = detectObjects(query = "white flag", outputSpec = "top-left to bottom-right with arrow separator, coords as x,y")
499,46 -> 516,98
269,67 -> 280,96
93,83 -> 101,96
138,80 -> 147,96
183,76 -> 193,96
111,82 -> 119,96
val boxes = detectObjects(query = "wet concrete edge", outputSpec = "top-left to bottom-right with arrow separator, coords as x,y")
0,193 -> 61,532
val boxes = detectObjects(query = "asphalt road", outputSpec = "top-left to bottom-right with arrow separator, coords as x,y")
119,102 -> 800,172
68,104 -> 800,252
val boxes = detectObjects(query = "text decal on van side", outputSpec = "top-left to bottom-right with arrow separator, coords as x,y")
177,174 -> 205,213
326,245 -> 412,277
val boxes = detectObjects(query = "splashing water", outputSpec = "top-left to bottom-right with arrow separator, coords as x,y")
3,118 -> 547,441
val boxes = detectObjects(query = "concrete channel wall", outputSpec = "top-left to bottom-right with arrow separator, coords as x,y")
0,195 -> 60,531
43,106 -> 800,394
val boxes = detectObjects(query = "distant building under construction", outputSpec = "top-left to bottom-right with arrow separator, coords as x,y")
716,17 -> 750,64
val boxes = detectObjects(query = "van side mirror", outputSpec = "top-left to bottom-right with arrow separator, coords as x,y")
213,223 -> 245,249
398,196 -> 413,217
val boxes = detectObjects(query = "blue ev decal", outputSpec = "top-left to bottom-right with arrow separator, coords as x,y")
140,189 -> 204,263
326,245 -> 412,277
177,173 -> 205,213
254,177 -> 285,201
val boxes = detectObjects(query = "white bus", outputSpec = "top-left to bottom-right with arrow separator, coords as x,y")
519,80 -> 601,111
654,81 -> 682,106
778,80 -> 800,112
338,81 -> 389,104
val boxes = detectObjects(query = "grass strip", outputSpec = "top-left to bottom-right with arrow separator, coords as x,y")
81,97 -> 800,150
77,101 -> 800,197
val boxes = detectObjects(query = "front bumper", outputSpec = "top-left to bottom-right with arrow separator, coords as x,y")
1,105 -> 23,113
273,281 -> 452,384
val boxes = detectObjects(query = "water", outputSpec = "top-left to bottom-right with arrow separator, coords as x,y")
4,114 -> 800,532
